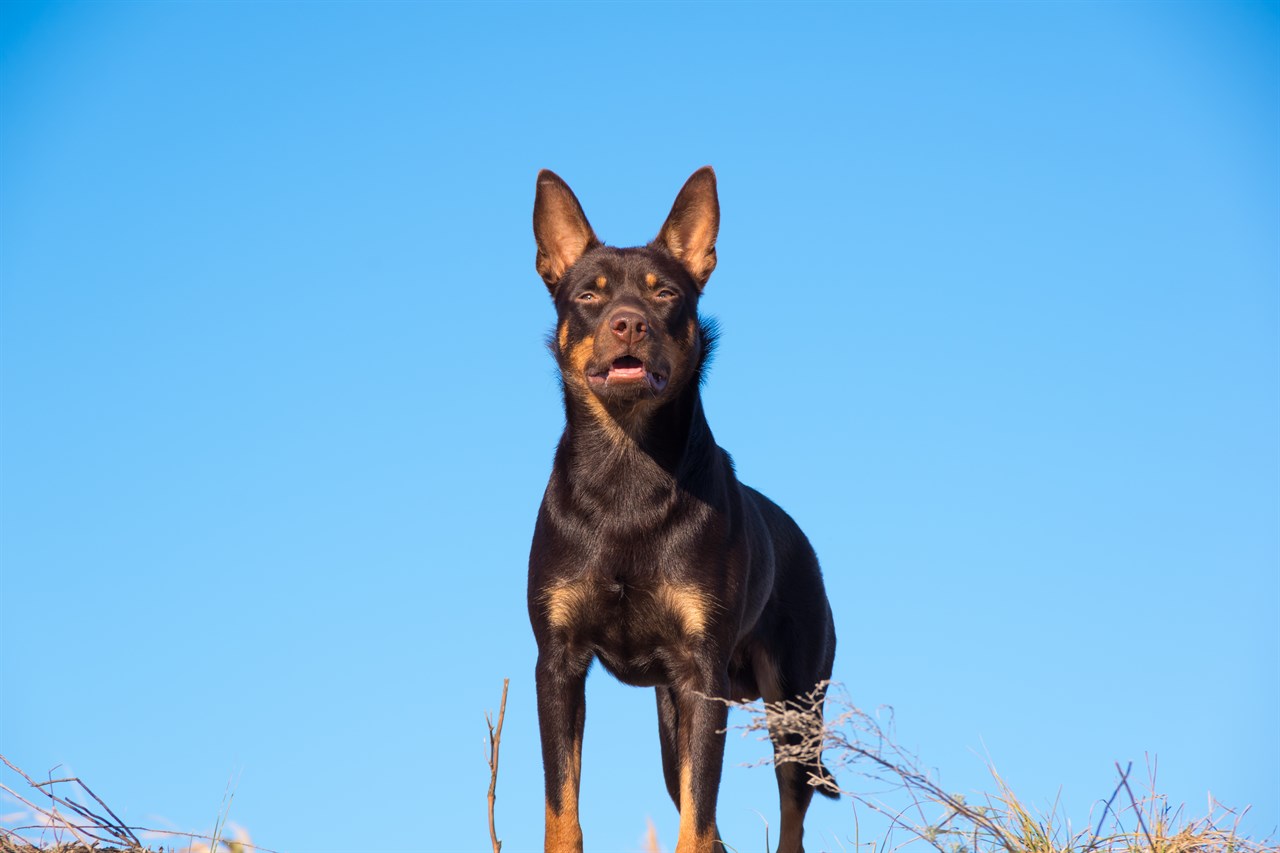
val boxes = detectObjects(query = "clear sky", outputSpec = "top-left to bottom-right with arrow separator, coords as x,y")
1,2 -> 1276,852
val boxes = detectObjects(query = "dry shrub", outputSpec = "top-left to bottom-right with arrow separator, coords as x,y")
726,683 -> 1274,853
0,755 -> 264,853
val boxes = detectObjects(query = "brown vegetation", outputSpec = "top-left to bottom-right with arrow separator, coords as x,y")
4,680 -> 1272,853
724,682 -> 1275,853
0,754 -> 264,853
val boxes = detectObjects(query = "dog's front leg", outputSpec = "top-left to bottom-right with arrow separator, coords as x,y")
673,667 -> 730,853
536,647 -> 589,853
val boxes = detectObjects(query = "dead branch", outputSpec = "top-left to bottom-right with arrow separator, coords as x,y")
0,753 -> 281,853
0,754 -> 136,848
33,772 -> 138,847
485,678 -> 510,853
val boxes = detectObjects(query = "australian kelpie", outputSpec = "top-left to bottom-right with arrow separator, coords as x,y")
528,167 -> 837,853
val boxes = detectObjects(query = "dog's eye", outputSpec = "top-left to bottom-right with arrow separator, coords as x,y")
656,289 -> 678,300
576,291 -> 597,302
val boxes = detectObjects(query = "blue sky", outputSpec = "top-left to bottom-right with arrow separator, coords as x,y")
1,2 -> 1276,852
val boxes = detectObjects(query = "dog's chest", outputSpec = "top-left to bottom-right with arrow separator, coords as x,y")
539,572 -> 713,686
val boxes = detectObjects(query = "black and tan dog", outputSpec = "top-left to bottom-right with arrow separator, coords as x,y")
528,167 -> 838,853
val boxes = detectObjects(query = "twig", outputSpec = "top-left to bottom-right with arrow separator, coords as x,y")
128,825 -> 281,852
1,755 -> 138,847
486,677 -> 510,853
1,753 -> 283,853
1086,761 -> 1131,852
32,777 -> 129,843
1116,760 -> 1157,853
0,783 -> 98,848
35,772 -> 134,838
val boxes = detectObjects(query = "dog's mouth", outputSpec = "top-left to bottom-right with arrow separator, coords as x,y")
588,356 -> 669,393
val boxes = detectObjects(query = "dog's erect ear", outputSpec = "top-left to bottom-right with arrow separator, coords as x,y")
533,170 -> 600,292
653,166 -> 719,288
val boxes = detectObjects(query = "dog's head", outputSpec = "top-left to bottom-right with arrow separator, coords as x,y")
533,168 -> 719,423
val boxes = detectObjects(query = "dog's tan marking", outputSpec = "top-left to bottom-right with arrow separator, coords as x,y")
534,171 -> 598,290
595,275 -> 607,289
545,777 -> 583,852
586,396 -> 629,444
557,322 -> 569,353
645,272 -> 658,287
656,583 -> 713,636
674,760 -> 719,853
568,333 -> 591,368
545,704 -> 585,852
655,168 -> 719,286
564,334 -> 633,443
543,580 -> 589,629
567,334 -> 595,375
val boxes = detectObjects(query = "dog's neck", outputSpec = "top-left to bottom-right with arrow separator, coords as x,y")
556,374 -> 720,504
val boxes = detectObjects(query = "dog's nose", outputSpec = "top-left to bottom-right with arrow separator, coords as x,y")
609,310 -> 647,344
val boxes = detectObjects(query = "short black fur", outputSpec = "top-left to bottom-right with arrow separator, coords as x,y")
528,167 -> 837,853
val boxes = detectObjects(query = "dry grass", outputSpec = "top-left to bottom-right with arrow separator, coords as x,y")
725,683 -> 1275,853
0,754 -> 265,853
7,685 -> 1274,853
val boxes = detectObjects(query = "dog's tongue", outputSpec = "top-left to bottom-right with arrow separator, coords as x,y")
610,356 -> 645,378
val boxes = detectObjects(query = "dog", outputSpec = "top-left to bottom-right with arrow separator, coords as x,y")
528,167 -> 838,853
